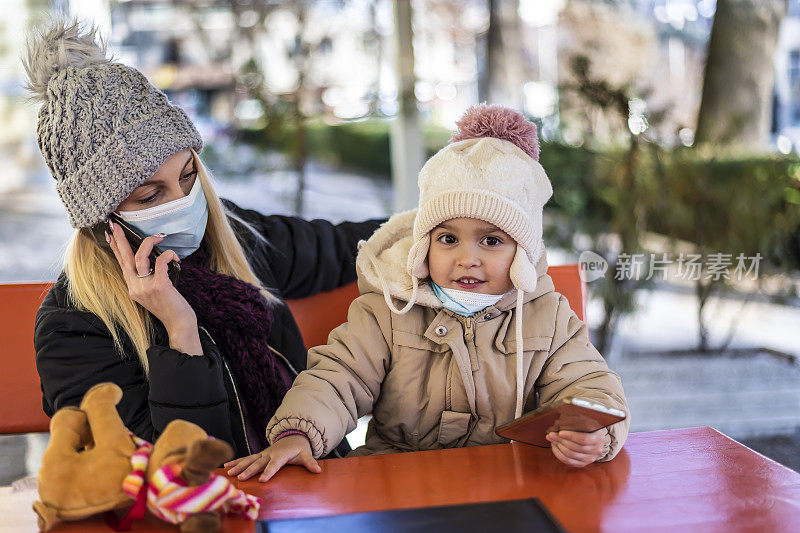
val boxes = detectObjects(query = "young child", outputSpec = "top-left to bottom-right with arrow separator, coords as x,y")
226,104 -> 630,482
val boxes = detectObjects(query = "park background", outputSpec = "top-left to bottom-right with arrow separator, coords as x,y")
1,0 -> 800,483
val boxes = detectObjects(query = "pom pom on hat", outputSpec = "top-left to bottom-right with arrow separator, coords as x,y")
23,18 -> 110,103
450,103 -> 540,161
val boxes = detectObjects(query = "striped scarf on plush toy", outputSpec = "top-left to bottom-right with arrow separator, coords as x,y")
106,433 -> 260,531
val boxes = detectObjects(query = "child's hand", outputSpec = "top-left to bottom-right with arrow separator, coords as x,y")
223,434 -> 321,482
546,428 -> 608,467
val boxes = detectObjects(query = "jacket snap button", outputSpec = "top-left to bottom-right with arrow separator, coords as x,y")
435,325 -> 447,337
485,313 -> 493,319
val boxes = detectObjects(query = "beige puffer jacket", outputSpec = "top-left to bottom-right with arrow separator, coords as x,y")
266,211 -> 630,460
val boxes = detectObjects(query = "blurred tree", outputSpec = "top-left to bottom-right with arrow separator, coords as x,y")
692,0 -> 790,350
651,153 -> 800,353
695,0 -> 787,148
479,0 -> 525,108
183,0 -> 352,216
391,0 -> 424,211
557,55 -> 661,355
557,0 -> 655,147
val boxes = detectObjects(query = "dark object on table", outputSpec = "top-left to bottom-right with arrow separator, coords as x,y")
258,497 -> 565,533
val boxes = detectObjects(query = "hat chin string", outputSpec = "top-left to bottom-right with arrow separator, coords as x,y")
360,241 -> 419,315
514,288 -> 524,419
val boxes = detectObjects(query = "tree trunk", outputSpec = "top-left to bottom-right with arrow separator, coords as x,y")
292,6 -> 309,216
293,104 -> 307,216
696,277 -> 713,352
695,0 -> 786,148
480,0 -> 524,108
390,0 -> 424,211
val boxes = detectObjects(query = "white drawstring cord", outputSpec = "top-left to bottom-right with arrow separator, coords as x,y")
359,241 -> 419,315
514,289 -> 525,419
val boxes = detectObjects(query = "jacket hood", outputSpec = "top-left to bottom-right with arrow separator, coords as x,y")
356,209 -> 554,311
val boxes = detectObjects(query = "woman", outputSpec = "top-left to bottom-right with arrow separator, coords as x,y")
28,20 -> 380,458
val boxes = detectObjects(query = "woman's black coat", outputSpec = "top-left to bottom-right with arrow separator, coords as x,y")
34,200 -> 382,457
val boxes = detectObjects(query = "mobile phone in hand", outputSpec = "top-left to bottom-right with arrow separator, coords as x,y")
89,212 -> 181,285
495,397 -> 626,447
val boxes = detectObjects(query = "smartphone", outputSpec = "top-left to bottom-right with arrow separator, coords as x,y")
495,397 -> 626,447
89,212 -> 181,285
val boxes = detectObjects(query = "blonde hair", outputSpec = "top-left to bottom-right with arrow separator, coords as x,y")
64,150 -> 277,373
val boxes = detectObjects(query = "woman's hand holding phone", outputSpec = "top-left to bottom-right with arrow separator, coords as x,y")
106,220 -> 203,355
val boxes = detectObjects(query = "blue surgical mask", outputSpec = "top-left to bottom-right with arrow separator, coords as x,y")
431,282 -> 505,317
117,179 -> 208,258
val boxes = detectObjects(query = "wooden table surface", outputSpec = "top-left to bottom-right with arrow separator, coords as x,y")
31,427 -> 800,532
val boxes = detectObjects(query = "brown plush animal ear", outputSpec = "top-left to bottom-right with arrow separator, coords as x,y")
181,439 -> 234,486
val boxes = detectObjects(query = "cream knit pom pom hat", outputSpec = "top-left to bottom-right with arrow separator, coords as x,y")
406,104 -> 553,294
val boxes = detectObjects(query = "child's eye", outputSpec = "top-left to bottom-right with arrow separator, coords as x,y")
437,234 -> 457,245
481,236 -> 502,246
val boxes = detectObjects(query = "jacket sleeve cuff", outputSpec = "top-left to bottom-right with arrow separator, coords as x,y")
595,428 -> 613,462
274,430 -> 309,443
597,424 -> 628,462
267,416 -> 327,458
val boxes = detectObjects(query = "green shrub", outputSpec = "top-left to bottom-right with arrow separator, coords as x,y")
242,119 -> 452,177
650,152 -> 800,268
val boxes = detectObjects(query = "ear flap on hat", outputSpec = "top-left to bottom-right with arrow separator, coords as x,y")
407,233 -> 431,280
509,244 -> 540,293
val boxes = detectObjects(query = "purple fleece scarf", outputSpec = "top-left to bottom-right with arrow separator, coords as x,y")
176,245 -> 290,448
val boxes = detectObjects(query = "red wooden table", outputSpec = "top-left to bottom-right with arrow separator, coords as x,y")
37,427 -> 800,532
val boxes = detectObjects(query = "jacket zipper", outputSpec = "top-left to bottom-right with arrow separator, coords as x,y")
456,315 -> 479,372
450,314 -> 479,444
268,344 -> 300,377
463,317 -> 474,343
199,326 -> 252,456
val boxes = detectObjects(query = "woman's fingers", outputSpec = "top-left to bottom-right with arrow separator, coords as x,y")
154,248 -> 179,283
134,233 -> 166,276
107,221 -> 137,281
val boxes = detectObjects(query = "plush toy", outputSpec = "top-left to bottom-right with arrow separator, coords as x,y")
32,383 -> 260,532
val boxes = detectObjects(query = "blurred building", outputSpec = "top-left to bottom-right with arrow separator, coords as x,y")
774,0 -> 800,154
0,0 -> 52,193
635,0 -> 715,145
107,1 -> 237,141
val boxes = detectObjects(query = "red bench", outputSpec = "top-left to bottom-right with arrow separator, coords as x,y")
0,265 -> 585,434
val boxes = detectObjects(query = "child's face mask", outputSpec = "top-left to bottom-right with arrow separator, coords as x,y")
117,178 -> 208,258
427,217 -> 516,296
431,282 -> 505,316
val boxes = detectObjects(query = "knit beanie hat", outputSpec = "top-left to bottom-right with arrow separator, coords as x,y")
23,19 -> 203,228
406,104 -> 553,294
